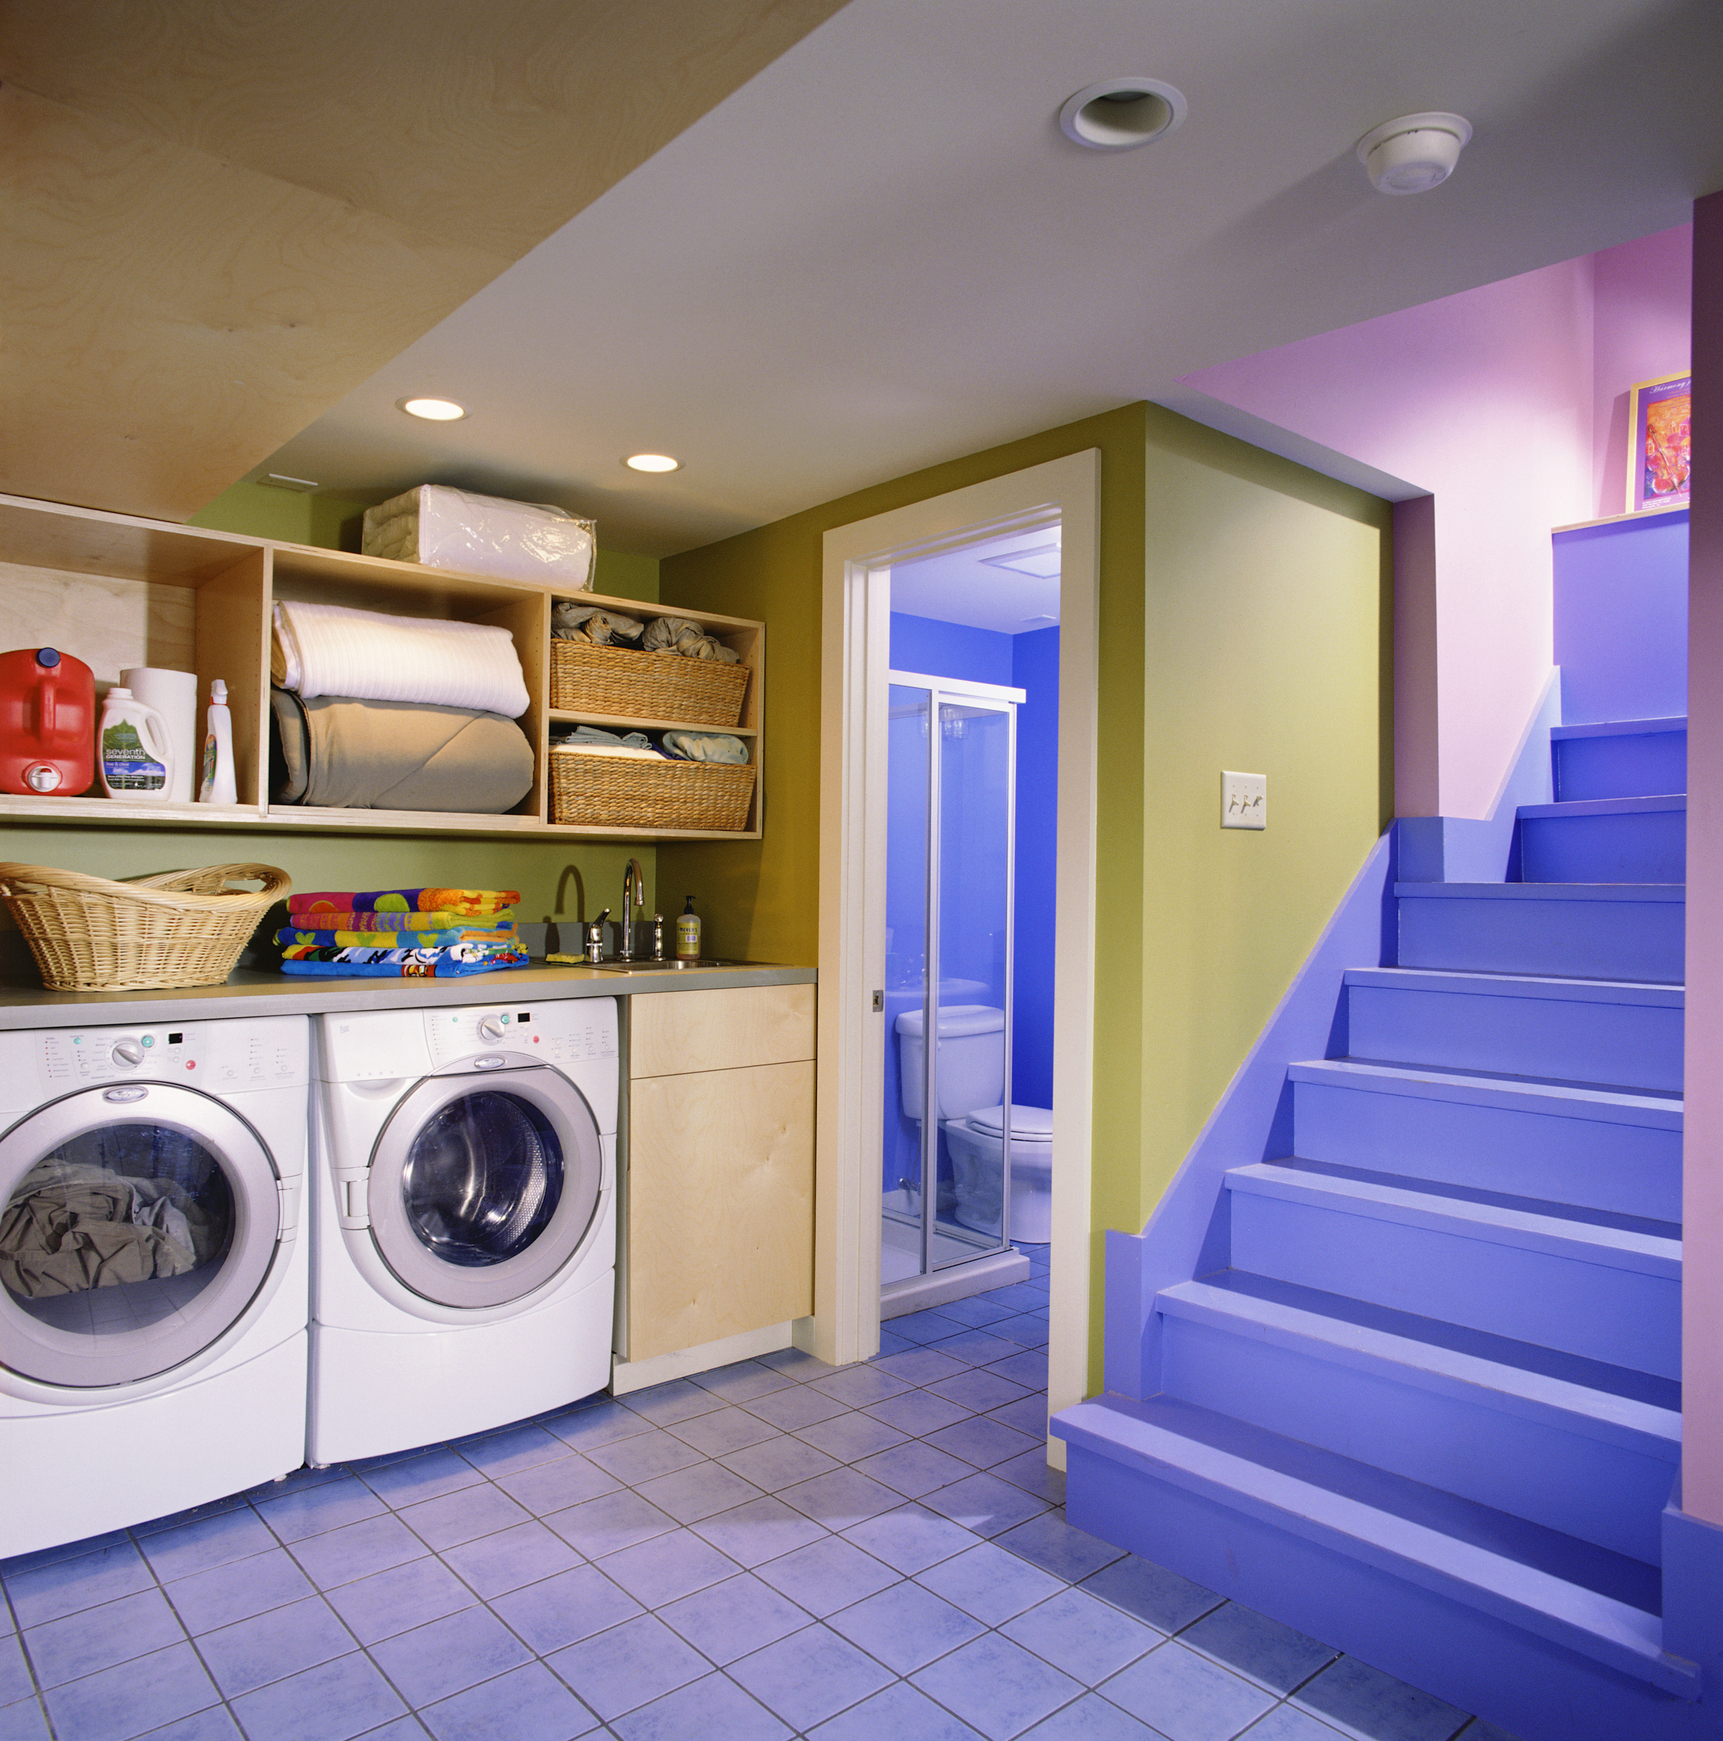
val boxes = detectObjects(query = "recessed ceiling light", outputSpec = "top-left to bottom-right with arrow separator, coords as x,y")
625,454 -> 681,473
1059,78 -> 1187,151
398,396 -> 467,421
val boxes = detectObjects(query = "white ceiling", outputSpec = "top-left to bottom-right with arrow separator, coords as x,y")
891,528 -> 1062,635
259,0 -> 1723,556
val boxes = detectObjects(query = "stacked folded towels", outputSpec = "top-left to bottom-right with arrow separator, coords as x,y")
278,889 -> 527,978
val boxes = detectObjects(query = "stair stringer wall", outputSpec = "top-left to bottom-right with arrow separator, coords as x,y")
1104,828 -> 1395,1400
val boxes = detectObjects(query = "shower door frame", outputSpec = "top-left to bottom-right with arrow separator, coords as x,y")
886,670 -> 1023,1278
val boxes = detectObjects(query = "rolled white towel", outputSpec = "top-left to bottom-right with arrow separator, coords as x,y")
272,600 -> 529,718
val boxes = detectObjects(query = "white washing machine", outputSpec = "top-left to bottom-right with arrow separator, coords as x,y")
309,998 -> 617,1466
0,1015 -> 309,1559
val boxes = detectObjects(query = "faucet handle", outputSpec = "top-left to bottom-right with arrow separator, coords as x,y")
584,909 -> 611,964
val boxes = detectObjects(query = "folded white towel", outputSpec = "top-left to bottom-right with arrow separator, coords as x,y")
549,743 -> 663,760
272,601 -> 529,718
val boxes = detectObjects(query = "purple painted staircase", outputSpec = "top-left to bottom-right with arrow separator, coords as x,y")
1054,718 -> 1714,1740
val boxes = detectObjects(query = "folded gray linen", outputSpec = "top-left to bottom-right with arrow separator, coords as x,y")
641,616 -> 741,663
662,730 -> 749,764
270,689 -> 534,812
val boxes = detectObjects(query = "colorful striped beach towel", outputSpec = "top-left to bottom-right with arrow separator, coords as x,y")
288,888 -> 520,917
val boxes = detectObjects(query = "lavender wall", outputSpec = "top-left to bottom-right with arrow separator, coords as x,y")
1592,225 -> 1693,519
1182,258 -> 1594,823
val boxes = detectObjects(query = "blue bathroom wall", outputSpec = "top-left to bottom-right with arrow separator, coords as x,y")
1553,510 -> 1688,724
890,613 -> 1014,688
1012,625 -> 1059,1109
882,613 -> 1059,1194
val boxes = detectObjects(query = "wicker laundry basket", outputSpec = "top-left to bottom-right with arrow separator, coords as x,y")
0,862 -> 291,992
550,752 -> 755,832
550,642 -> 749,727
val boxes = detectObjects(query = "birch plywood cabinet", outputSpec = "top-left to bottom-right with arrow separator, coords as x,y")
621,986 -> 815,1362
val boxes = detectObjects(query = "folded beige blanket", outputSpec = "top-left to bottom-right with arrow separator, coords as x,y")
271,690 -> 534,812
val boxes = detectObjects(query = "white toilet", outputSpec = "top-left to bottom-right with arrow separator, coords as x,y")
895,1004 -> 1054,1245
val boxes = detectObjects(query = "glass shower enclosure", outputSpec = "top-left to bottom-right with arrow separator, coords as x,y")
881,670 -> 1020,1291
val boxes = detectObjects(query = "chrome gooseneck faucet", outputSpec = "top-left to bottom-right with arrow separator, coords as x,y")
618,859 -> 646,961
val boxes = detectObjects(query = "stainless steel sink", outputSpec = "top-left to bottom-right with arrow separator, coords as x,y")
585,958 -> 746,973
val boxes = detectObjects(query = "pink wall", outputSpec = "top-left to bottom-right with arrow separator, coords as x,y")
1183,261 -> 1595,819
1683,192 -> 1722,1528
1592,225 -> 1694,520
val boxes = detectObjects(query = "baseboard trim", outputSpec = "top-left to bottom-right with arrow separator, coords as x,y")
610,1322 -> 794,1394
882,1249 -> 1031,1319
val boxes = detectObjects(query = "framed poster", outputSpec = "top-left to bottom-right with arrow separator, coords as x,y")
1627,371 -> 1691,513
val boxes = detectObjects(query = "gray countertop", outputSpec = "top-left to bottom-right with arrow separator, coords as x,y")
0,960 -> 816,1030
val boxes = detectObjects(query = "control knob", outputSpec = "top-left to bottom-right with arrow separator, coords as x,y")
111,1039 -> 145,1068
478,1015 -> 508,1043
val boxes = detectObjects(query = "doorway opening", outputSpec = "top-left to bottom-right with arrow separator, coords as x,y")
816,450 -> 1098,1456
879,526 -> 1061,1315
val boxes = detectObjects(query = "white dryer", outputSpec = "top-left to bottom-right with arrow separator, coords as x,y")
309,998 -> 617,1466
0,1015 -> 309,1559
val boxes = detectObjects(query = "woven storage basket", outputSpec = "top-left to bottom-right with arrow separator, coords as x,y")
551,751 -> 755,832
0,862 -> 291,992
551,641 -> 749,727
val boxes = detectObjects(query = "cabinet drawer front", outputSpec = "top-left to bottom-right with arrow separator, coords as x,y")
629,983 -> 814,1077
626,1060 -> 814,1362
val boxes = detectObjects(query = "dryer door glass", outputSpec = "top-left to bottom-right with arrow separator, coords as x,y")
402,1091 -> 562,1267
368,1065 -> 605,1310
0,1086 -> 281,1387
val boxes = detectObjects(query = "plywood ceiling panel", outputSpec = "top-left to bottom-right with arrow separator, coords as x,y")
0,0 -> 849,521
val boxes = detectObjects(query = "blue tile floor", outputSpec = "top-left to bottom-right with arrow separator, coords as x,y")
1,1249 -> 1519,1741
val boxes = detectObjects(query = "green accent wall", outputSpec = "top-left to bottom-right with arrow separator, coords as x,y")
189,482 -> 385,552
659,403 -> 1390,1390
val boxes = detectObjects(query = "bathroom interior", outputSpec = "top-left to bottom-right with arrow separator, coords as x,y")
880,525 -> 1060,1312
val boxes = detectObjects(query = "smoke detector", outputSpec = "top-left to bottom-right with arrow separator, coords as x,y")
1356,113 -> 1472,194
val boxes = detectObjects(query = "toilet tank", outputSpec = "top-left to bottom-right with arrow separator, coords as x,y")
894,1005 -> 1005,1120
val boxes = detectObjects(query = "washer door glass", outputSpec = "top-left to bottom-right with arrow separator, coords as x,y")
369,1066 -> 603,1310
0,1085 -> 281,1387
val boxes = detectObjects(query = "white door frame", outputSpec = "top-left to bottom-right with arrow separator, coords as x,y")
812,451 -> 1100,1463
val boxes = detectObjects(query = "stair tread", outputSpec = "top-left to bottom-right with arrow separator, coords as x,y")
1518,795 -> 1686,819
1159,1277 -> 1681,1451
1187,1271 -> 1680,1411
1225,1163 -> 1681,1275
1288,1058 -> 1682,1127
1551,718 -> 1687,741
1055,1395 -> 1696,1694
1345,965 -> 1683,1006
1394,881 -> 1684,902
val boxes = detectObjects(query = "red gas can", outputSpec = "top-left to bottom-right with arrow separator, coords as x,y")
0,647 -> 96,796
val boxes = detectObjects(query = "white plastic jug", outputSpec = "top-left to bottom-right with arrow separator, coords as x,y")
97,687 -> 175,800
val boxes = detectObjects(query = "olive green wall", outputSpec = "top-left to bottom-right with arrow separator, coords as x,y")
1136,414 -> 1393,1237
658,403 -> 1390,1389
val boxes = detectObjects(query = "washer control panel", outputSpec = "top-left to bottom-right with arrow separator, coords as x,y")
7,1015 -> 309,1100
425,1001 -> 617,1073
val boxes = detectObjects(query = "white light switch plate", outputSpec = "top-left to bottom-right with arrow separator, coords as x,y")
1222,771 -> 1267,829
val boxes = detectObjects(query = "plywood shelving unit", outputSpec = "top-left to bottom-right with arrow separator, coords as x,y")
0,492 -> 763,841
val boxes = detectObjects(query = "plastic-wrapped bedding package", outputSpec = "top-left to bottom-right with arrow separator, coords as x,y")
362,485 -> 596,589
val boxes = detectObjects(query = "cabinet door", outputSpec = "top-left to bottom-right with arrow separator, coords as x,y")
629,984 -> 814,1078
626,1059 -> 814,1361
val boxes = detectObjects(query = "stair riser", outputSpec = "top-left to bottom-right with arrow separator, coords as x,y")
1397,895 -> 1683,984
1228,1192 -> 1680,1379
1345,984 -> 1683,1093
1518,810 -> 1685,883
1554,732 -> 1686,803
1160,1314 -> 1671,1563
1064,1449 -> 1696,1741
1291,1079 -> 1682,1222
